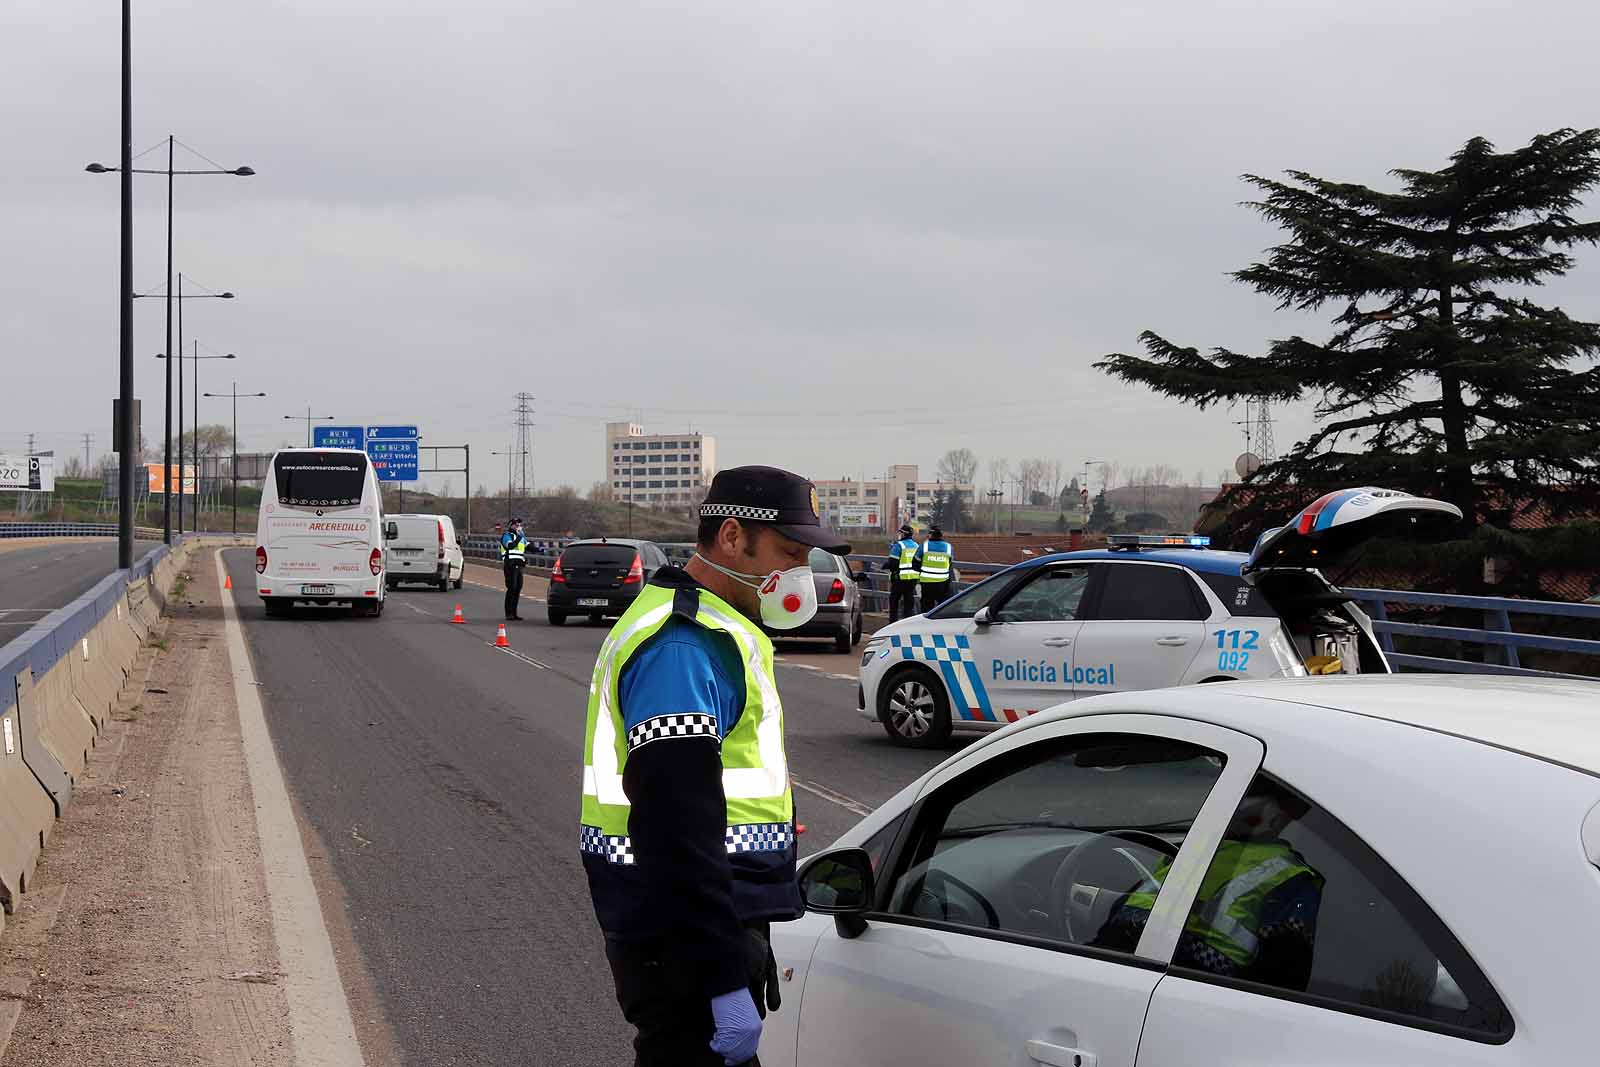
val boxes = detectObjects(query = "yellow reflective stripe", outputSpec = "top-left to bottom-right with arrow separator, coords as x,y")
695,600 -> 788,800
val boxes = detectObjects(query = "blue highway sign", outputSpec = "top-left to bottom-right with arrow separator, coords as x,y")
367,425 -> 419,440
313,425 -> 364,448
367,439 -> 419,482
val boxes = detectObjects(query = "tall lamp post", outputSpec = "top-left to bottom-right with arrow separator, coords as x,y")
139,282 -> 233,536
284,410 -> 337,447
203,383 -> 266,534
491,448 -> 528,525
986,489 -> 1003,534
88,143 -> 251,548
159,347 -> 234,531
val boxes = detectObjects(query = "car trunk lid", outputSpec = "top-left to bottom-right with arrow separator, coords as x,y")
1243,487 -> 1462,582
561,543 -> 638,591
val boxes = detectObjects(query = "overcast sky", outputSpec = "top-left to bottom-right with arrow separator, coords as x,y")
5,0 -> 1598,498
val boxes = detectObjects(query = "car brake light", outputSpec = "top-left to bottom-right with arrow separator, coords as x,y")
438,519 -> 446,559
552,555 -> 566,583
255,546 -> 268,574
826,577 -> 845,604
623,553 -> 643,584
369,548 -> 383,576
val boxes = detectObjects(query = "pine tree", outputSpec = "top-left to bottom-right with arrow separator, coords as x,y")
1097,129 -> 1600,552
1087,489 -> 1117,533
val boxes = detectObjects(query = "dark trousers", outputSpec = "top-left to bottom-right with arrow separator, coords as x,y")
605,925 -> 774,1067
503,561 -> 524,618
921,580 -> 951,609
889,578 -> 918,621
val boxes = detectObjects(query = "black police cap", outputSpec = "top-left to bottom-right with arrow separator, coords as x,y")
700,465 -> 851,555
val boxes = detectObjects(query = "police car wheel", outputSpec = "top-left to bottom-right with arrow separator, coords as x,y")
879,666 -> 951,747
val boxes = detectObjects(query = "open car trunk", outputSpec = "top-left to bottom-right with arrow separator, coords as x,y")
1244,488 -> 1464,676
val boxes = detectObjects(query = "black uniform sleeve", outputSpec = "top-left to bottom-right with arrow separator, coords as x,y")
623,736 -> 748,997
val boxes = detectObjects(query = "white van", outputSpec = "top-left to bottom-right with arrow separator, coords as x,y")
384,513 -> 464,591
254,448 -> 388,617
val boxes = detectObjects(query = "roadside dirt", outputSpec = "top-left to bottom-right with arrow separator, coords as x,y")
0,558 -> 294,1065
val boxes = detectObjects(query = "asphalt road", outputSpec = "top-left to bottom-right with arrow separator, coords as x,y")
222,548 -> 966,1067
0,538 -> 158,638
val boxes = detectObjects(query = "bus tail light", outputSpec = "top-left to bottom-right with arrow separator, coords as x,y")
255,546 -> 268,574
369,548 -> 383,576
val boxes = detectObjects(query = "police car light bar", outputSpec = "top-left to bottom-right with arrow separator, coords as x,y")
1107,534 -> 1212,550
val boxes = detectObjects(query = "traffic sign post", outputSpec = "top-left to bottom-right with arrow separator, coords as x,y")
314,425 -> 364,449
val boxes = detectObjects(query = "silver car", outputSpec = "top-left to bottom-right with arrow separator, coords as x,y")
761,547 -> 867,653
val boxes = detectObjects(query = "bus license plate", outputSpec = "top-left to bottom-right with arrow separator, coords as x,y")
301,584 -> 336,595
577,597 -> 608,608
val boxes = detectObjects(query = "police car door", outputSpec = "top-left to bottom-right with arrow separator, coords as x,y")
975,563 -> 1096,719
1070,562 -> 1209,697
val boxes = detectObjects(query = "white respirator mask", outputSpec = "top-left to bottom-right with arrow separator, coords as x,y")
693,553 -> 818,630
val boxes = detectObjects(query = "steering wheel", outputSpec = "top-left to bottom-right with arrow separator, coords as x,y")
913,868 -> 1001,930
1049,830 -> 1180,943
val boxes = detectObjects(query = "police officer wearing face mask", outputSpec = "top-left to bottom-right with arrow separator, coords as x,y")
580,466 -> 850,1067
498,517 -> 528,620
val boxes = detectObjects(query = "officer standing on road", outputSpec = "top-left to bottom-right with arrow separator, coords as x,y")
498,517 -> 528,621
917,524 -> 954,609
580,465 -> 850,1066
885,523 -> 920,621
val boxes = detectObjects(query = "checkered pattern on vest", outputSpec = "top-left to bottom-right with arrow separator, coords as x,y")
625,712 -> 719,751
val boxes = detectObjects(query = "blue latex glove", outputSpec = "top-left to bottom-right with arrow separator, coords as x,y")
709,987 -> 762,1065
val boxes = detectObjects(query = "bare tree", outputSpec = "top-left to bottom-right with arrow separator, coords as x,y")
589,481 -> 615,502
1047,460 -> 1065,501
1016,458 -> 1049,500
936,448 -> 979,486
986,457 -> 1011,494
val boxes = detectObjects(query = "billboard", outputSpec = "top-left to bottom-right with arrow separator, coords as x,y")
0,455 -> 54,492
837,505 -> 881,529
146,464 -> 198,495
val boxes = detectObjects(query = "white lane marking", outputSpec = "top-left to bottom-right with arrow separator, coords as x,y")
492,645 -> 551,669
791,777 -> 874,818
773,657 -> 857,684
216,551 -> 369,1067
402,602 -> 434,617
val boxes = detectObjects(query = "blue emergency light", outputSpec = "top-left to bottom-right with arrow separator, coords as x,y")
1107,533 -> 1212,551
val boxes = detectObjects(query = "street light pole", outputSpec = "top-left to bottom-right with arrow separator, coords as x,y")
162,137 -> 173,542
284,409 -> 336,447
203,382 -> 265,535
116,0 -> 133,569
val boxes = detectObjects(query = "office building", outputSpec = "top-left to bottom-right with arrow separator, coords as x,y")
606,423 -> 717,506
812,464 -> 976,531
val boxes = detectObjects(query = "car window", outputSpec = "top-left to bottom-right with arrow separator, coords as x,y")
886,734 -> 1227,953
925,571 -> 1018,620
1163,774 -> 1511,1038
996,565 -> 1094,623
808,548 -> 840,573
1091,563 -> 1207,621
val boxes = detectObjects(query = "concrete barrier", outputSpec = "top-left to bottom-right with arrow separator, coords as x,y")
0,534 -> 217,922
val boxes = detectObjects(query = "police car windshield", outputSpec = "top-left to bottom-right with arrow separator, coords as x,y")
925,571 -> 1014,620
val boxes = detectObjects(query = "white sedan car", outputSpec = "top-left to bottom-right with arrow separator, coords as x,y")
766,675 -> 1600,1066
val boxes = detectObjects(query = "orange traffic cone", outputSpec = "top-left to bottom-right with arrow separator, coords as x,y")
450,604 -> 465,624
223,574 -> 232,590
494,622 -> 510,648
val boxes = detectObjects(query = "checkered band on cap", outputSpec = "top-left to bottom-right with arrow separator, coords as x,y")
626,712 -> 720,751
580,825 -> 635,866
698,502 -> 780,522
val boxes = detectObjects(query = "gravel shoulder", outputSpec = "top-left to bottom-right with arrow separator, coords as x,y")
0,557 -> 294,1065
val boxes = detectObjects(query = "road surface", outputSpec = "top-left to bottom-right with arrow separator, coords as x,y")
0,539 -> 157,638
221,547 -> 962,1066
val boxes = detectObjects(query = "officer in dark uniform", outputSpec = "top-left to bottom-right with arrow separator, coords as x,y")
499,517 -> 528,620
580,466 -> 849,1066
885,524 -> 920,621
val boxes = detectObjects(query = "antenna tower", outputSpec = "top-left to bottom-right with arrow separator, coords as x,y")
513,392 -> 536,497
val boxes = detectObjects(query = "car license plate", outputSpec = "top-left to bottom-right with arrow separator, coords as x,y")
301,584 -> 336,595
576,597 -> 608,608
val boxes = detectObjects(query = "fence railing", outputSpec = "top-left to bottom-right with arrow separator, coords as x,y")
0,522 -> 118,539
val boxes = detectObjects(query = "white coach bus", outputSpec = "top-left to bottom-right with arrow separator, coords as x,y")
253,448 -> 389,618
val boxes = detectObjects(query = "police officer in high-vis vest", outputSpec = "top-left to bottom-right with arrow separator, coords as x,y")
916,524 -> 954,609
1096,779 -> 1324,990
885,524 -> 920,621
581,466 -> 850,1066
498,517 -> 528,621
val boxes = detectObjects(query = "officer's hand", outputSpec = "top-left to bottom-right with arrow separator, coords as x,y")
709,987 -> 762,1065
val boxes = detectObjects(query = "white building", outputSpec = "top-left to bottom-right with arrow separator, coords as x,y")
606,423 -> 717,507
813,464 -> 977,532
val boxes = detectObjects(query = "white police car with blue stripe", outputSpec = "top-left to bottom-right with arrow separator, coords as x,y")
859,488 -> 1460,746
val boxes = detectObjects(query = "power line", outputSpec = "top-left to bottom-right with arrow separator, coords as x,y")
513,392 -> 536,498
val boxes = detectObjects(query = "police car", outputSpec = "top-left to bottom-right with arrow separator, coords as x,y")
859,488 -> 1461,747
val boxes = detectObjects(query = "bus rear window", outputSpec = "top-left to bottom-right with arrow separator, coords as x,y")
274,452 -> 368,509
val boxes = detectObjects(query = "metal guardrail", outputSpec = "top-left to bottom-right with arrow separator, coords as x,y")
1346,587 -> 1600,679
0,522 -> 118,538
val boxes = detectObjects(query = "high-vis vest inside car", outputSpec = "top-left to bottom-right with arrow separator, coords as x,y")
1122,840 -> 1321,967
580,582 -> 794,867
893,539 -> 920,582
919,540 -> 952,583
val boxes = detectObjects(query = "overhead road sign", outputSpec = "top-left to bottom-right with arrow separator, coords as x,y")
0,455 -> 54,492
366,425 -> 420,483
314,425 -> 364,449
367,425 -> 418,441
